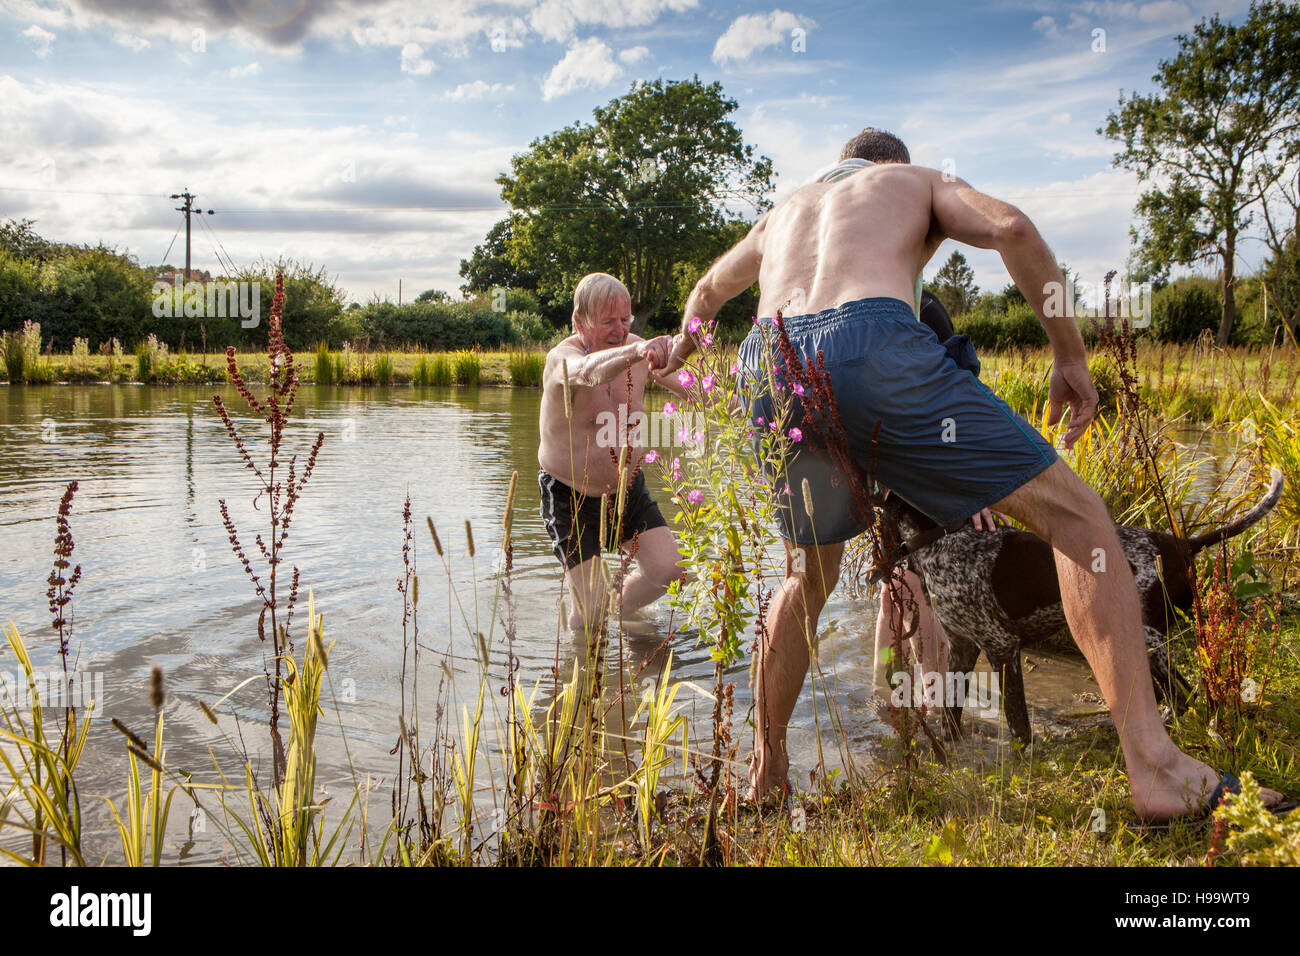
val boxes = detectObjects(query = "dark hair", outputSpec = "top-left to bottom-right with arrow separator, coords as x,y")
839,127 -> 910,164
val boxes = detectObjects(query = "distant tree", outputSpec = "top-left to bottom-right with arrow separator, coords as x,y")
0,218 -> 59,263
1103,1 -> 1300,345
496,76 -> 774,334
458,215 -> 540,294
932,250 -> 979,315
415,288 -> 454,303
1257,162 -> 1300,342
997,281 -> 1026,312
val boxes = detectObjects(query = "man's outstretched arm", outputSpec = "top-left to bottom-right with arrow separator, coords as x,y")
929,171 -> 1096,447
662,215 -> 766,373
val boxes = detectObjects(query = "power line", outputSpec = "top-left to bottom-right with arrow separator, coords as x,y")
198,215 -> 238,275
159,222 -> 182,266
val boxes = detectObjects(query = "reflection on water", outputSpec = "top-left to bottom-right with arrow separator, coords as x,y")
2,383 -> 1111,863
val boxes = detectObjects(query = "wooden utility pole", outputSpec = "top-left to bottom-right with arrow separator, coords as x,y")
170,189 -> 214,282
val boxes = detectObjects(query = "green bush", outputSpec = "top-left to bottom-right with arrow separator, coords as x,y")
135,341 -> 152,383
314,342 -> 334,385
453,350 -> 481,386
508,310 -> 552,345
1152,280 -> 1220,343
37,246 -> 153,350
2,330 -> 23,382
429,354 -> 452,386
0,251 -> 40,330
954,303 -> 1049,350
507,350 -> 544,386
1087,355 -> 1120,409
24,358 -> 54,384
357,300 -> 526,352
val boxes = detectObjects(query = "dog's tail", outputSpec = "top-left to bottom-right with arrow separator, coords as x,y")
1187,466 -> 1284,553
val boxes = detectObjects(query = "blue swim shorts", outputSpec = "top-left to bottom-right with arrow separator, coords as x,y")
736,296 -> 1058,544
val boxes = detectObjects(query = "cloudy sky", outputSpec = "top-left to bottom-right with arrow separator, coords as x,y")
0,0 -> 1268,305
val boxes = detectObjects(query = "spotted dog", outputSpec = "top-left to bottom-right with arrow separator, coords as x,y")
879,467 -> 1284,744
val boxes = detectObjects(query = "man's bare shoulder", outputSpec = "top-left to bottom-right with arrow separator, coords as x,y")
545,335 -> 585,363
543,336 -> 585,385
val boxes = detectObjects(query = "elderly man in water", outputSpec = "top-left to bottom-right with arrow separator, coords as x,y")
537,272 -> 689,634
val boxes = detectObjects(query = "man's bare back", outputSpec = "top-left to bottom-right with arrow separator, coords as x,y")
753,164 -> 943,318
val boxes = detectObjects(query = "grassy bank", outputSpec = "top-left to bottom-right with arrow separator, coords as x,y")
0,347 -> 546,387
6,342 -> 1298,428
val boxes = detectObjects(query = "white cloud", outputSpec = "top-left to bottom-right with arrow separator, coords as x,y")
400,42 -> 435,75
0,73 -> 521,302
228,62 -> 262,79
529,0 -> 699,43
1137,1 -> 1190,22
618,44 -> 650,65
112,32 -> 149,52
23,24 -> 55,57
444,80 -> 514,100
1033,15 -> 1060,38
713,9 -> 815,66
541,37 -> 622,101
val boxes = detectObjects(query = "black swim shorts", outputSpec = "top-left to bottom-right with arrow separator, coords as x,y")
538,468 -> 668,569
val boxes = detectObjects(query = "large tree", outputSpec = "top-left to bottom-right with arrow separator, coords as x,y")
1257,160 -> 1300,342
932,250 -> 979,315
1103,1 -> 1300,345
458,215 -> 540,295
495,76 -> 773,334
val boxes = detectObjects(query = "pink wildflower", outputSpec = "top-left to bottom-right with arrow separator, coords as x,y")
788,427 -> 803,442
685,489 -> 705,505
678,369 -> 695,388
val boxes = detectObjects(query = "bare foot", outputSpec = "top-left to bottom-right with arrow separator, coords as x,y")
1130,748 -> 1285,822
747,750 -> 791,808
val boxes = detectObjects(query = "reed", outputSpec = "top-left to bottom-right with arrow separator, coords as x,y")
453,350 -> 481,386
374,352 -> 394,386
314,342 -> 334,386
0,622 -> 91,866
507,350 -> 544,387
103,683 -> 178,867
3,331 -> 24,382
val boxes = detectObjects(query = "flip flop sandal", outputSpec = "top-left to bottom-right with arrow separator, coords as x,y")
1129,771 -> 1299,834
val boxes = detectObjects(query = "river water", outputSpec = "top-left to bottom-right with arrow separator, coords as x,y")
1,383 -> 1127,864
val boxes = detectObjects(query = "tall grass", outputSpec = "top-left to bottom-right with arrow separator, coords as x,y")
453,350 -> 481,386
314,342 -> 334,386
374,352 -> 394,386
104,670 -> 179,867
0,622 -> 91,866
2,331 -> 24,382
507,350 -> 544,387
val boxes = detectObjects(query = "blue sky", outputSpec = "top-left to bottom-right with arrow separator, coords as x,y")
0,0 -> 1268,306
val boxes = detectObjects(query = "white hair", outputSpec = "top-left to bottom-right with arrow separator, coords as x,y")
572,273 -> 630,328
